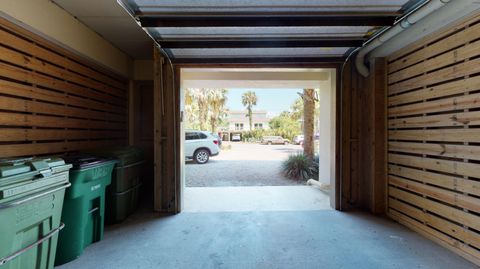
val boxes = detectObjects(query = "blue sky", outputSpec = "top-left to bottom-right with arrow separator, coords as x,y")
226,88 -> 301,117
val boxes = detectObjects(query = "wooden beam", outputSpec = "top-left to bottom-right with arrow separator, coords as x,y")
158,38 -> 363,49
372,58 -> 386,215
153,45 -> 164,212
140,15 -> 396,27
128,80 -> 135,146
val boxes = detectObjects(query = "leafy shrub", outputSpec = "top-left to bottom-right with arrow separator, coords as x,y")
243,129 -> 267,142
282,153 -> 318,181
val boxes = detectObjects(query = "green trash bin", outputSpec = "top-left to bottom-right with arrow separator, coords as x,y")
86,146 -> 144,224
54,155 -> 117,266
0,157 -> 71,269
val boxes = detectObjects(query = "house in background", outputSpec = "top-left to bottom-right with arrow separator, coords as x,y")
219,110 -> 270,141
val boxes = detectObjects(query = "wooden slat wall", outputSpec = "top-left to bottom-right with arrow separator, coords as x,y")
387,14 -> 480,265
0,19 -> 128,158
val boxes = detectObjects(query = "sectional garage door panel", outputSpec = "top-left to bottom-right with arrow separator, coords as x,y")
387,14 -> 480,265
0,19 -> 128,158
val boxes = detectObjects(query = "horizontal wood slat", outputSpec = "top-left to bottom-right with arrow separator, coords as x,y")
389,187 -> 480,231
388,76 -> 480,107
389,153 -> 479,179
389,199 -> 480,250
388,40 -> 480,84
0,112 -> 126,130
389,141 -> 480,161
0,26 -> 127,91
388,92 -> 480,117
389,209 -> 480,265
389,175 -> 480,213
0,79 -> 125,114
387,15 -> 480,266
0,140 -> 124,158
0,19 -> 128,158
0,45 -> 125,99
0,63 -> 125,106
0,129 -> 124,142
388,111 -> 480,129
388,22 -> 480,73
389,129 -> 480,143
388,57 -> 480,96
388,164 -> 480,197
0,95 -> 125,122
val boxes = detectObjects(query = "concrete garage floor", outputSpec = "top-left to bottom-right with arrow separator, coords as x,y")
186,143 -> 304,187
57,144 -> 476,269
184,186 -> 331,212
57,210 -> 476,269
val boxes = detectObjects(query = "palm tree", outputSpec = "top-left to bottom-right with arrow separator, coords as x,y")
188,88 -> 209,130
303,89 -> 316,159
241,91 -> 258,131
207,89 -> 228,132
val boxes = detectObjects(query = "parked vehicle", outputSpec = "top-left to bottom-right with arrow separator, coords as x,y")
261,136 -> 290,145
293,135 -> 304,145
293,134 -> 320,145
231,134 -> 241,142
185,130 -> 220,164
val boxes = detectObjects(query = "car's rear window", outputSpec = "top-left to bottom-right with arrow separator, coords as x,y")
186,132 -> 199,140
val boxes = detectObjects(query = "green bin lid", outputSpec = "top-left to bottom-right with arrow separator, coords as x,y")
84,146 -> 144,166
0,157 -> 72,201
62,154 -> 117,170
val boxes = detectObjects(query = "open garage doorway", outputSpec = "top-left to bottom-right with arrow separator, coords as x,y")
179,68 -> 337,212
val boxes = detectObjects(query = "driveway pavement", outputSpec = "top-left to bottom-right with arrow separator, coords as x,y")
185,142 -> 304,187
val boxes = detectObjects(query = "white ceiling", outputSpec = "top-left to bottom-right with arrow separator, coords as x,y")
52,0 -> 153,60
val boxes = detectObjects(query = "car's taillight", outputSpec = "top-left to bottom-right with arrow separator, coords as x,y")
213,140 -> 218,145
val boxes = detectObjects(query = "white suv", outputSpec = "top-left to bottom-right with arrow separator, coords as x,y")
185,130 -> 220,164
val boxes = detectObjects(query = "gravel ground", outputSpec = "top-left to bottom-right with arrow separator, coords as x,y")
186,142 -> 304,187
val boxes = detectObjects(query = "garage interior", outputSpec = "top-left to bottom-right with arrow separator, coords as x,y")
1,0 -> 480,268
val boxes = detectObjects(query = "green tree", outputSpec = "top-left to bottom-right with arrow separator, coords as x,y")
207,88 -> 228,132
184,88 -> 200,129
241,91 -> 258,131
268,114 -> 301,141
290,97 -> 304,121
184,88 -> 229,131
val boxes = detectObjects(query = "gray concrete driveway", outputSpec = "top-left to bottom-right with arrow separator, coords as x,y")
185,142 -> 304,187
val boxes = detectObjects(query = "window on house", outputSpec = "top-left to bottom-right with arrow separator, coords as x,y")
254,123 -> 263,129
235,123 -> 244,130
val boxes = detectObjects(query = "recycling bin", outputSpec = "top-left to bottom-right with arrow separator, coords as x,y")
54,155 -> 117,266
86,146 -> 144,224
0,157 -> 71,269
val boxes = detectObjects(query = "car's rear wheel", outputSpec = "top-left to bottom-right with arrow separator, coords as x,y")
194,149 -> 210,164
284,141 -> 289,145
267,141 -> 272,145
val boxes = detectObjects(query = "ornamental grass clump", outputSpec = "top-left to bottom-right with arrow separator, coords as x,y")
282,153 -> 318,181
